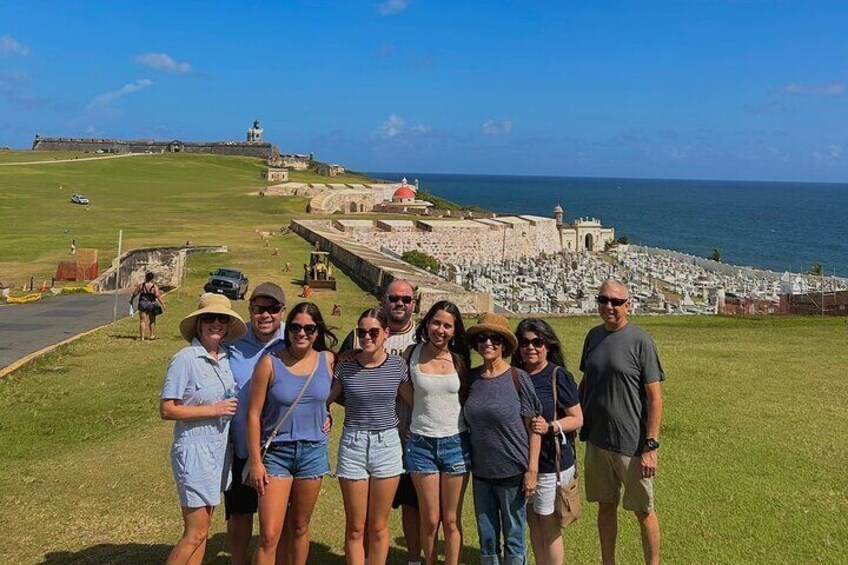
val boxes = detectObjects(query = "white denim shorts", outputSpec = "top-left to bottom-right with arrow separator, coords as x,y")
336,427 -> 404,480
527,466 -> 576,516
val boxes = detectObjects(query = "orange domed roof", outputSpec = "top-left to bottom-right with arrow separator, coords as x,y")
393,186 -> 416,201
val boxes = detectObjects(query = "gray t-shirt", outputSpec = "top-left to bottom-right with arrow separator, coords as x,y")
579,323 -> 665,457
463,367 -> 542,480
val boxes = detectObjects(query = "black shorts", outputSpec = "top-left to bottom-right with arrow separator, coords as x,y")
225,457 -> 258,520
392,473 -> 419,510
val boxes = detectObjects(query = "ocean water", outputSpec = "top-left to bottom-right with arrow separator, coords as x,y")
371,173 -> 848,277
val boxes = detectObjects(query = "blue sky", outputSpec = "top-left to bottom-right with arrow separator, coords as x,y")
1,1 -> 846,181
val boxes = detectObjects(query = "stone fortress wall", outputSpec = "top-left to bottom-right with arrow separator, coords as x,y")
290,219 -> 493,314
338,216 -> 564,263
32,136 -> 278,159
32,120 -> 280,159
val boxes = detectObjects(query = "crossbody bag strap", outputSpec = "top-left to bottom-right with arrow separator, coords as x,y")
552,365 -> 563,485
260,351 -> 323,457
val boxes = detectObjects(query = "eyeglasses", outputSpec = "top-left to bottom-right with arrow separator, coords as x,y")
250,304 -> 283,315
597,295 -> 628,307
387,294 -> 414,305
355,327 -> 384,341
518,337 -> 546,349
476,332 -> 504,347
199,313 -> 230,324
288,323 -> 318,336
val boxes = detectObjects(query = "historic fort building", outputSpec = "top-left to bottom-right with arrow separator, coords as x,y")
32,120 -> 279,159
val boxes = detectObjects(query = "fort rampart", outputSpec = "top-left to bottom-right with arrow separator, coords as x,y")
290,219 -> 493,314
32,136 -> 278,159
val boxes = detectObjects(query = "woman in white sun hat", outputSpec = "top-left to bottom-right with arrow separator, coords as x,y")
160,293 -> 247,565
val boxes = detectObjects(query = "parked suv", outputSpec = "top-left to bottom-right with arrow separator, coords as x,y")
70,193 -> 90,205
204,268 -> 249,300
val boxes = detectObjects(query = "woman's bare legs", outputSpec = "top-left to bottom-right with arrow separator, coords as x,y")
254,477 -> 294,565
166,505 -> 213,565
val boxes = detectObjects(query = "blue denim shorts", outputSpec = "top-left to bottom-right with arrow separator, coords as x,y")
264,439 -> 329,479
405,432 -> 472,475
336,427 -> 404,480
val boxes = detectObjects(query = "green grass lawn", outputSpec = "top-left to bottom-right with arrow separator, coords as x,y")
0,152 -> 846,563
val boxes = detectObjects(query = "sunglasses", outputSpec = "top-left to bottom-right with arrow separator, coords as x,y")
387,294 -> 414,305
518,337 -> 546,349
597,295 -> 629,307
476,332 -> 504,347
355,327 -> 384,341
288,323 -> 318,336
199,313 -> 230,324
250,304 -> 284,315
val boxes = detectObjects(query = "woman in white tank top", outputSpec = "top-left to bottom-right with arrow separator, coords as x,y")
400,300 -> 471,565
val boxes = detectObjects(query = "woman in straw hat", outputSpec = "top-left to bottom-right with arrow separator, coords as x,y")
160,293 -> 247,565
463,313 -> 542,565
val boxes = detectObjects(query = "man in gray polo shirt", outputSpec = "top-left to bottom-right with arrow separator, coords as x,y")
579,279 -> 664,565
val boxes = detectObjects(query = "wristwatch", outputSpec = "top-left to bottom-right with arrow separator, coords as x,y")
644,438 -> 660,451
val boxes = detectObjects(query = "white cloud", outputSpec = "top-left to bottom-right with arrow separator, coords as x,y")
411,123 -> 431,135
482,118 -> 514,136
0,34 -> 29,56
378,0 -> 410,16
809,144 -> 845,164
135,52 -> 192,73
781,82 -> 845,96
378,114 -> 405,138
88,79 -> 153,110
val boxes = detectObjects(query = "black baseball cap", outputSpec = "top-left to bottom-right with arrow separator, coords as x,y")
250,282 -> 286,305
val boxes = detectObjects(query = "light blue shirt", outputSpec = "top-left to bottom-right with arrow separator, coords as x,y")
229,325 -> 285,459
161,338 -> 236,443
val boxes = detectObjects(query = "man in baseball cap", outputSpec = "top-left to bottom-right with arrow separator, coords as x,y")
225,282 -> 286,564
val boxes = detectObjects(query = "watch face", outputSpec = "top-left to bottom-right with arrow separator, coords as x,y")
645,439 -> 660,450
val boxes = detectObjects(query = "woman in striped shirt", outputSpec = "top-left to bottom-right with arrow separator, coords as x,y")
328,308 -> 412,565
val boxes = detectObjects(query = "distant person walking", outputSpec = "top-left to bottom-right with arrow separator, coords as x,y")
160,294 -> 247,565
464,313 -> 542,565
513,319 -> 582,565
245,302 -> 337,565
226,283 -> 287,565
130,272 -> 165,341
580,279 -> 665,565
70,239 -> 76,255
329,308 -> 412,565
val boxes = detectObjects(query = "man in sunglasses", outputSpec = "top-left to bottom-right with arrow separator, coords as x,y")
339,279 -> 423,565
225,282 -> 286,565
579,279 -> 665,565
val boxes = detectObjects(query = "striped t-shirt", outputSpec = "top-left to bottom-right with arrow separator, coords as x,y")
334,354 -> 410,431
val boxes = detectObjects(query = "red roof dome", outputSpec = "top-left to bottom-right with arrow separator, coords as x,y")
393,186 -> 416,201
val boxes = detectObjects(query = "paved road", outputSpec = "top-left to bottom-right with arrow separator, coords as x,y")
0,294 -> 125,371
0,153 -> 147,166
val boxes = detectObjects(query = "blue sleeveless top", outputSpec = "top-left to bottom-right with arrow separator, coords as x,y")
261,351 -> 332,444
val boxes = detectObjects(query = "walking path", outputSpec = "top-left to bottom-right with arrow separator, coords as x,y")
0,153 -> 148,166
0,294 -> 125,375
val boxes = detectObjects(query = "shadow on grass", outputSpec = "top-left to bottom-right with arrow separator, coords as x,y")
38,535 -> 413,564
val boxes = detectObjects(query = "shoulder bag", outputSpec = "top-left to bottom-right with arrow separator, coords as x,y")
242,352 -> 322,483
553,366 -> 581,528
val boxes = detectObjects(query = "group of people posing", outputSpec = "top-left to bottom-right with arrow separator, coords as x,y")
160,277 -> 665,565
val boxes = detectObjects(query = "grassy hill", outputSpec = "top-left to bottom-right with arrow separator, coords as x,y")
0,153 -> 846,563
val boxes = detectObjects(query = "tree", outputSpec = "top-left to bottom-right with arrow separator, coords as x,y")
809,262 -> 823,276
708,248 -> 722,262
617,235 -> 629,245
402,250 -> 440,274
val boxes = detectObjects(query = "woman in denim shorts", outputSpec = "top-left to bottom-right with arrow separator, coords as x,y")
513,319 -> 583,565
328,308 -> 411,565
245,302 -> 337,565
400,300 -> 471,565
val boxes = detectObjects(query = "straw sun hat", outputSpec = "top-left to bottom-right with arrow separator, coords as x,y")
179,293 -> 247,343
465,312 -> 518,356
